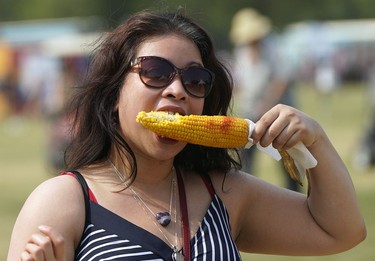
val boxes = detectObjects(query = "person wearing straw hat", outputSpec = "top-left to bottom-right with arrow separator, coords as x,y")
230,8 -> 298,191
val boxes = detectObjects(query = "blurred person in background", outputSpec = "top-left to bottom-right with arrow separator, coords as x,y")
229,8 -> 299,191
312,24 -> 340,124
46,56 -> 89,172
0,41 -> 23,119
353,63 -> 375,170
0,42 -> 12,119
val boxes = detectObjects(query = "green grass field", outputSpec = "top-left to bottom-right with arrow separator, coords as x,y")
1,83 -> 374,260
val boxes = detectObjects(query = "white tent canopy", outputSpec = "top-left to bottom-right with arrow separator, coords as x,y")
41,32 -> 102,57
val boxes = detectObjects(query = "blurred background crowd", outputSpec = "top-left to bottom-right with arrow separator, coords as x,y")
1,0 -> 375,172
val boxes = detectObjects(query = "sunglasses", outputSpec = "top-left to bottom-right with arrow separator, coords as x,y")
130,56 -> 215,98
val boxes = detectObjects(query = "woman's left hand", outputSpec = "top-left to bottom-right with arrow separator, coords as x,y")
251,104 -> 321,150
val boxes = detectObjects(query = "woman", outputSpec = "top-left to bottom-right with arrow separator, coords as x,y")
8,10 -> 366,261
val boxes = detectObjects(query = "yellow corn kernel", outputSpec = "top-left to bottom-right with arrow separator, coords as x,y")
136,111 -> 249,148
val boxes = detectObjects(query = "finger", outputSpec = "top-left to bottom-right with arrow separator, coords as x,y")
38,225 -> 65,260
257,116 -> 289,148
252,113 -> 279,144
283,128 -> 307,149
20,250 -> 34,261
272,125 -> 300,149
24,242 -> 44,260
30,232 -> 55,260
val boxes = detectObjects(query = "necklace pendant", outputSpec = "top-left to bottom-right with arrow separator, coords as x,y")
156,212 -> 171,226
172,251 -> 184,261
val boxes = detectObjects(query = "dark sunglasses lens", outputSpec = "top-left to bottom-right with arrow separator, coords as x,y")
140,58 -> 174,87
183,67 -> 213,97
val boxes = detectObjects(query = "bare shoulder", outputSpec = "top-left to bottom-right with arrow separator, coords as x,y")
208,169 -> 272,197
208,168 -> 304,210
207,169 -> 263,213
8,174 -> 86,257
207,169 -> 298,238
25,174 -> 86,230
26,174 -> 85,213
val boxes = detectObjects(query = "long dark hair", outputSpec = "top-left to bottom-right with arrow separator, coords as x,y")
64,9 -> 241,179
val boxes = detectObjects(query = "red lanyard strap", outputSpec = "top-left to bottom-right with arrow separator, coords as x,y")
175,168 -> 191,261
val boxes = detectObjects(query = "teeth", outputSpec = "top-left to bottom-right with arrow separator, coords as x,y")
156,110 -> 183,115
163,111 -> 182,116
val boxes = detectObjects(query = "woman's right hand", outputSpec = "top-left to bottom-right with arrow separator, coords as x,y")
20,225 -> 65,261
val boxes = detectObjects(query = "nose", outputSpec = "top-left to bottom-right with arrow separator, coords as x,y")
162,74 -> 188,100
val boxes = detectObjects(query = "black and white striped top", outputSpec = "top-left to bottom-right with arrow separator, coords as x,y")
69,171 -> 242,260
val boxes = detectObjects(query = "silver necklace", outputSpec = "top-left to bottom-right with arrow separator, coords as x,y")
108,160 -> 183,260
130,183 -> 173,226
108,160 -> 173,226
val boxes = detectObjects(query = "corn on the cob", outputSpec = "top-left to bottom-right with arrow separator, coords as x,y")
136,111 -> 302,185
136,111 -> 249,148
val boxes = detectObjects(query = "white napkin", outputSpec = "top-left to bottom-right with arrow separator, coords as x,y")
244,119 -> 318,180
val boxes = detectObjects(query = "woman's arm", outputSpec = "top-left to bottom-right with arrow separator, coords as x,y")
7,175 -> 85,261
223,104 -> 366,255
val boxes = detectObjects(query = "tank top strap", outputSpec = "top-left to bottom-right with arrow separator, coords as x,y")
60,170 -> 96,225
62,171 -> 97,203
200,174 -> 215,199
